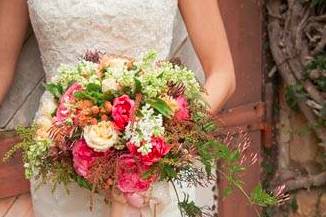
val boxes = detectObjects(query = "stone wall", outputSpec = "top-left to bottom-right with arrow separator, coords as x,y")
276,83 -> 326,217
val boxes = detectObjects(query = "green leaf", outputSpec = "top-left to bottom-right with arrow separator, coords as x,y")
134,77 -> 142,93
146,98 -> 173,118
202,121 -> 217,132
86,83 -> 101,92
250,184 -> 278,207
228,150 -> 240,162
45,83 -> 64,99
142,168 -> 156,180
142,50 -> 157,66
74,92 -> 97,104
223,185 -> 234,197
73,175 -> 92,191
285,84 -> 307,111
159,164 -> 178,180
178,194 -> 203,217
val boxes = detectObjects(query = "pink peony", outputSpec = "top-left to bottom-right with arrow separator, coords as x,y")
127,136 -> 171,166
56,83 -> 83,123
112,95 -> 135,130
72,139 -> 106,177
175,96 -> 190,121
116,154 -> 155,193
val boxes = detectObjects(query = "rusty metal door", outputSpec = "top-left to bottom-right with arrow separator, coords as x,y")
217,0 -> 265,217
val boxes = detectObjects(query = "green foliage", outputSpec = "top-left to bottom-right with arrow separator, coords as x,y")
134,77 -> 142,93
285,84 -> 307,111
178,194 -> 203,217
86,83 -> 101,92
72,173 -> 93,191
54,61 -> 100,89
311,0 -> 326,7
146,98 -> 173,118
196,140 -> 221,176
45,83 -> 64,99
306,54 -> 326,91
290,196 -> 298,211
142,50 -> 157,67
74,83 -> 114,105
250,185 -> 278,207
3,125 -> 51,179
157,160 -> 178,180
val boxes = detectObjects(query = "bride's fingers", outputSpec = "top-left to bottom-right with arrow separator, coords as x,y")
125,192 -> 148,208
110,200 -> 141,217
111,189 -> 128,204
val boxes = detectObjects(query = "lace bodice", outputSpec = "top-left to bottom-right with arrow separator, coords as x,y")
27,0 -> 178,80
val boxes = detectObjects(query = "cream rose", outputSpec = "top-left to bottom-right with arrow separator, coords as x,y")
102,78 -> 120,92
35,115 -> 53,141
83,121 -> 119,152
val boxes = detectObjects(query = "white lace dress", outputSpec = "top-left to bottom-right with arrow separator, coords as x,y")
27,0 -> 215,216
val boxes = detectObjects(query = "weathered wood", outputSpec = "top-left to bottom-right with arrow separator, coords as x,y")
4,81 -> 44,130
4,194 -> 34,217
0,34 -> 45,130
0,133 -> 30,199
0,196 -> 17,217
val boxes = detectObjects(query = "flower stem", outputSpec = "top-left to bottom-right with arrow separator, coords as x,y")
170,180 -> 184,217
216,168 -> 262,217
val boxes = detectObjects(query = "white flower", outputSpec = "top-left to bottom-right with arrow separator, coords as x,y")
83,121 -> 119,152
102,78 -> 120,92
38,92 -> 57,117
124,104 -> 164,153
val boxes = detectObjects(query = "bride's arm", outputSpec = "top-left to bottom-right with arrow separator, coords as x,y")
0,0 -> 29,104
179,0 -> 236,113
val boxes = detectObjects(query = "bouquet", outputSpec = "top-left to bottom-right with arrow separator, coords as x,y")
4,50 -> 286,217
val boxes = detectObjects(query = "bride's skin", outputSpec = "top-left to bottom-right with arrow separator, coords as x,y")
0,0 -> 235,113
0,0 -> 235,215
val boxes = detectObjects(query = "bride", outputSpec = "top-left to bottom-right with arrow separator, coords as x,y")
0,0 -> 236,216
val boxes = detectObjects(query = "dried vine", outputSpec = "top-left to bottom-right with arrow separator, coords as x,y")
267,0 -> 326,148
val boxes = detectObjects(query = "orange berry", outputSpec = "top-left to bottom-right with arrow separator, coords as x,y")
81,109 -> 91,116
78,100 -> 93,109
100,107 -> 107,114
101,114 -> 109,121
104,101 -> 112,113
91,106 -> 100,115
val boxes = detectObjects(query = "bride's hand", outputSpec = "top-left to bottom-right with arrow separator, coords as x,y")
111,189 -> 150,217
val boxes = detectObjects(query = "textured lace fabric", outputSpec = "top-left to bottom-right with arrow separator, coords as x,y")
27,0 -> 178,80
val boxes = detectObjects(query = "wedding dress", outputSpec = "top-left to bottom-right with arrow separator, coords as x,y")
27,0 -> 215,216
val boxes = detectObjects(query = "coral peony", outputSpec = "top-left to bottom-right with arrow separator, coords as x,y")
56,83 -> 83,123
72,139 -> 106,177
116,154 -> 154,193
127,136 -> 171,166
174,96 -> 190,121
112,95 -> 135,130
